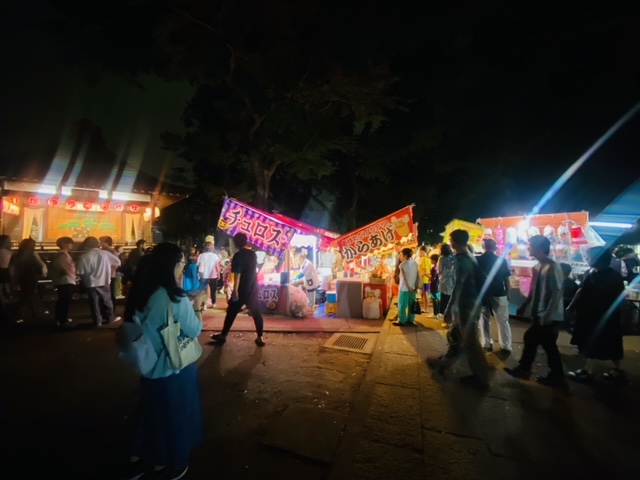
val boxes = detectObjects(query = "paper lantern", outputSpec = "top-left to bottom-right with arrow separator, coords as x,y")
114,203 -> 124,212
47,197 -> 59,207
100,202 -> 110,211
27,196 -> 40,206
10,197 -> 18,205
66,199 -> 76,209
83,201 -> 93,211
129,204 -> 139,212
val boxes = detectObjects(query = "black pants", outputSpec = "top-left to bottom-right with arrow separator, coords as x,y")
221,291 -> 264,337
110,279 -> 117,310
207,278 -> 218,302
440,294 -> 451,320
55,284 -> 75,325
520,322 -> 564,375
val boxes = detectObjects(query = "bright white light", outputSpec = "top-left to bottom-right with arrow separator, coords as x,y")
36,185 -> 57,195
99,190 -> 109,199
590,221 -> 633,229
61,187 -> 73,196
517,219 -> 530,230
112,191 -> 151,202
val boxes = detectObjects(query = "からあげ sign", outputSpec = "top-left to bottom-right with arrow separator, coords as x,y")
336,206 -> 415,262
217,198 -> 296,258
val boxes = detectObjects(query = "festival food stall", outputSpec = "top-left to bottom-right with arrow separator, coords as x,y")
442,218 -> 485,253
477,212 -> 605,315
333,205 -> 417,319
217,197 -> 340,318
0,179 -> 186,247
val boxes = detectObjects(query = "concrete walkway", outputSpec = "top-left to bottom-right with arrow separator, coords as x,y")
328,303 -> 640,480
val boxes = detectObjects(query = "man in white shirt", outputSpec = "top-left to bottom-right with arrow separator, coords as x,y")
198,241 -> 220,308
393,248 -> 419,326
299,249 -> 320,308
77,236 -> 121,327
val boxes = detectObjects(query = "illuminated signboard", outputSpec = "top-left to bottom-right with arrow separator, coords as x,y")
217,198 -> 296,258
336,205 -> 415,262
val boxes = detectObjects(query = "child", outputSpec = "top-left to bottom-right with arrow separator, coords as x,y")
429,254 -> 440,317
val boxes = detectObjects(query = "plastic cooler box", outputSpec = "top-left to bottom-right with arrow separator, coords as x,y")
326,291 -> 337,303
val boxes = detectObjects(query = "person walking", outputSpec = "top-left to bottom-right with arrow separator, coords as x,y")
122,243 -> 205,480
197,242 -> 220,308
77,237 -> 121,327
477,238 -> 513,354
51,237 -> 76,328
210,233 -> 265,346
505,235 -> 566,387
427,230 -> 490,388
9,238 -> 48,323
566,247 -> 626,381
393,248 -> 420,326
436,243 -> 456,326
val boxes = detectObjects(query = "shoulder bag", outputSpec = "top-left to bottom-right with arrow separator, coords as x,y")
116,315 -> 159,377
160,298 -> 203,370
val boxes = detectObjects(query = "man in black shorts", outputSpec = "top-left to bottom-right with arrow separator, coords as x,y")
210,233 -> 265,346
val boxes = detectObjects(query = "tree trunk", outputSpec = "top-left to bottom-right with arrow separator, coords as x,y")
250,154 -> 280,210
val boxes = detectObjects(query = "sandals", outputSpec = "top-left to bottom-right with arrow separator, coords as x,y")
566,369 -> 592,381
602,368 -> 625,381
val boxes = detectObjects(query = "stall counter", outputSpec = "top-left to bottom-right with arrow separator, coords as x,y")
257,284 -> 289,315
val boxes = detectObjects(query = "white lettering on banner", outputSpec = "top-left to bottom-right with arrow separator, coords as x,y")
258,287 -> 279,303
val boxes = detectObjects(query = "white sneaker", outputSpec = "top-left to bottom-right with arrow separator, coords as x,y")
112,316 -> 122,323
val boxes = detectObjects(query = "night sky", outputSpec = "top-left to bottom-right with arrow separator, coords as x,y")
1,0 -> 639,232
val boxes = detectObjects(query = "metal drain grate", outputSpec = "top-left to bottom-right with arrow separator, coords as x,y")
323,333 -> 377,354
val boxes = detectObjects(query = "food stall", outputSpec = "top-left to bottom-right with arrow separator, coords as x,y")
217,197 -> 340,318
333,205 -> 417,319
442,218 -> 485,253
477,212 -> 605,315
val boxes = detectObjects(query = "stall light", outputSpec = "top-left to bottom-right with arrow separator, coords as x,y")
66,199 -> 76,209
129,204 -> 139,212
98,190 -> 109,199
100,202 -> 110,211
83,201 -> 94,211
47,197 -> 59,207
589,221 -> 633,229
61,187 -> 73,196
10,197 -> 19,205
27,196 -> 40,206
37,185 -> 57,195
114,203 -> 124,212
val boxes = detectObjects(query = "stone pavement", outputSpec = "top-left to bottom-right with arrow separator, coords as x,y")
328,304 -> 640,480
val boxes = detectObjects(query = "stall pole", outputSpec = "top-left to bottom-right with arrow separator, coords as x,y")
285,246 -> 290,316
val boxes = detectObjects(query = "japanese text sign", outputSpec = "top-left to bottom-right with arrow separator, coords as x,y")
336,206 -> 415,262
218,198 -> 296,258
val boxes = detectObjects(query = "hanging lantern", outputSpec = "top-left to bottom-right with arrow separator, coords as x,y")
47,197 -> 59,207
10,197 -> 19,205
66,199 -> 76,209
83,201 -> 93,211
129,204 -> 139,212
27,196 -> 40,206
114,203 -> 124,212
100,202 -> 110,211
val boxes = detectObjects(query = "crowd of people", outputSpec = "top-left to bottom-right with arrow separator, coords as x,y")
406,229 -> 639,390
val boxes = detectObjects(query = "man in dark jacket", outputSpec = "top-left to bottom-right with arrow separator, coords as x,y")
477,238 -> 513,354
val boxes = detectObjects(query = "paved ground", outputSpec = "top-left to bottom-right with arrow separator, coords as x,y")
2,294 -> 640,479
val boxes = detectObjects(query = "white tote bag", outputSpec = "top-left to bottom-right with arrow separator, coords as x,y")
116,315 -> 159,377
160,299 -> 203,370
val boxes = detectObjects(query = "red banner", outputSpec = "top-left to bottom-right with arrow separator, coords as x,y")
336,206 -> 415,262
217,198 -> 297,258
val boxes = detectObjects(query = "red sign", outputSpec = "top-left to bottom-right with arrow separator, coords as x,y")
336,206 -> 415,262
217,198 -> 297,258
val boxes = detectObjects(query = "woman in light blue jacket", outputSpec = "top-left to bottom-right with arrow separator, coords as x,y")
122,243 -> 206,480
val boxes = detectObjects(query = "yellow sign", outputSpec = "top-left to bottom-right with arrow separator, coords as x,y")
442,219 -> 485,247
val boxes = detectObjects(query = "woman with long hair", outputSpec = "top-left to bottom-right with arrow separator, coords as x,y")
122,243 -> 206,480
